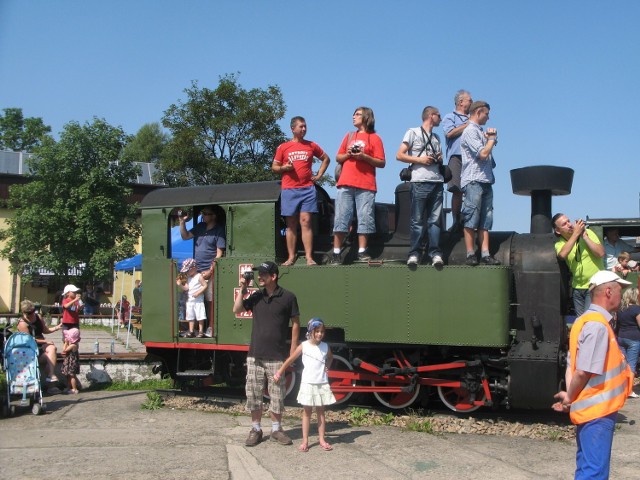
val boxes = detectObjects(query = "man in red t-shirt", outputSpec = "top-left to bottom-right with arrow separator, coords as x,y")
272,116 -> 330,266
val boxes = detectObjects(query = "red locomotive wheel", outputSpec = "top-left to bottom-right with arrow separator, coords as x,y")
372,380 -> 421,409
328,355 -> 355,405
437,385 -> 485,412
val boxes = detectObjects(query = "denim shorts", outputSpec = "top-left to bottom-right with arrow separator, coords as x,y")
333,186 -> 376,234
280,186 -> 318,216
462,181 -> 493,230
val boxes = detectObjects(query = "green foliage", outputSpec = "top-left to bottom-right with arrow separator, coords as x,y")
348,407 -> 371,426
87,378 -> 173,392
141,391 -> 165,410
373,412 -> 395,426
0,108 -> 52,151
159,73 -> 287,186
404,417 -> 434,433
0,118 -> 141,282
121,122 -> 169,170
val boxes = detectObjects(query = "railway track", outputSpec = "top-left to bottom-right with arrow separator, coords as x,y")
156,386 -> 575,441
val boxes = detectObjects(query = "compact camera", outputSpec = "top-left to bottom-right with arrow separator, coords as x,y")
242,271 -> 254,282
351,145 -> 361,154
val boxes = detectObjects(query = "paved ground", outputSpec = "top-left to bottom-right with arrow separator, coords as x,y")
1,390 -> 640,479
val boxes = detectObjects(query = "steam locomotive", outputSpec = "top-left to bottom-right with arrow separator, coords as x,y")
139,165 -> 639,412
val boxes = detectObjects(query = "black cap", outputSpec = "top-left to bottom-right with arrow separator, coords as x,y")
253,261 -> 279,275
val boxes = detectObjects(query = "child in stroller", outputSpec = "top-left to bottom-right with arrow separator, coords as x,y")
3,332 -> 46,415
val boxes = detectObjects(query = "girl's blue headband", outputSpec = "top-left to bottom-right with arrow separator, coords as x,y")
306,318 -> 324,338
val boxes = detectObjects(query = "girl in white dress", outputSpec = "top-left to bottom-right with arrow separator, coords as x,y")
275,318 -> 336,452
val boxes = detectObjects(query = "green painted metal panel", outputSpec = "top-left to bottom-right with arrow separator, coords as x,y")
211,261 -> 510,348
225,204 -> 277,257
141,209 -> 178,343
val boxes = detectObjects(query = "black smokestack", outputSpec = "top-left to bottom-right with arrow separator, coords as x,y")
510,166 -> 574,234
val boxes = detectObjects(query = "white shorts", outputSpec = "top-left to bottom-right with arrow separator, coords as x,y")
185,300 -> 206,321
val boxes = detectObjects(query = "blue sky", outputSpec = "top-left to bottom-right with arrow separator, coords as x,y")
2,1 -> 639,233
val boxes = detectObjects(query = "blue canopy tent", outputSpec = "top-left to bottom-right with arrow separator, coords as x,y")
114,223 -> 194,272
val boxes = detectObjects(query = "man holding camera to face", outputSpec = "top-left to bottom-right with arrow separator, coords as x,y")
396,106 -> 445,267
233,261 -> 300,448
460,101 -> 500,266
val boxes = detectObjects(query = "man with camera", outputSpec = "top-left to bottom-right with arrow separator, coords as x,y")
179,205 -> 226,302
233,261 -> 300,447
552,214 -> 605,315
396,106 -> 445,267
460,100 -> 500,266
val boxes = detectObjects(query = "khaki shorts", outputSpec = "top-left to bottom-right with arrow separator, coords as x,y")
245,357 -> 286,413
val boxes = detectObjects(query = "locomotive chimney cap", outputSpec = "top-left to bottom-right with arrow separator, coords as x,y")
510,165 -> 574,196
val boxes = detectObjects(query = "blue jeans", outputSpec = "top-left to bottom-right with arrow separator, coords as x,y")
333,187 -> 376,234
618,337 -> 640,375
573,289 -> 592,316
461,181 -> 493,230
575,412 -> 617,480
409,182 -> 443,258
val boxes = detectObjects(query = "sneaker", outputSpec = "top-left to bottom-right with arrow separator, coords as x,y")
629,391 -> 639,398
270,428 -> 293,445
357,251 -> 371,262
245,428 -> 263,447
329,253 -> 342,265
466,255 -> 479,266
407,255 -> 419,266
481,255 -> 501,265
431,255 -> 444,267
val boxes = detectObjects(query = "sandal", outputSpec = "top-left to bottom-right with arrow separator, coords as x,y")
306,259 -> 318,266
282,257 -> 298,266
319,441 -> 333,451
298,443 -> 309,452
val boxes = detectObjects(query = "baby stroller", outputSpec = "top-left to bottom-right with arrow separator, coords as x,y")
3,332 -> 46,416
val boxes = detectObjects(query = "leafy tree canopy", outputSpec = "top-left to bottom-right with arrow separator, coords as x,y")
0,118 -> 141,282
121,122 -> 169,165
0,108 -> 52,151
159,73 -> 287,186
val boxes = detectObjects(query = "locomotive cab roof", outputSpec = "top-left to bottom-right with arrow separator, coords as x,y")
586,217 -> 640,239
140,181 -> 284,209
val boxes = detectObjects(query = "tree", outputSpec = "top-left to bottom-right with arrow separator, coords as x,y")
0,108 -> 52,151
0,118 -> 141,283
159,73 -> 287,186
121,122 -> 169,164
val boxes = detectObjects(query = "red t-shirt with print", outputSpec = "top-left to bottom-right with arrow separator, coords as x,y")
336,131 -> 385,192
273,140 -> 325,190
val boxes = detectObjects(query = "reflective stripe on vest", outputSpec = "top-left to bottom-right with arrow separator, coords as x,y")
568,312 -> 633,424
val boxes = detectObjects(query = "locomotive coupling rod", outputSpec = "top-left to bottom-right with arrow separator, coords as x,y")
380,366 -> 417,376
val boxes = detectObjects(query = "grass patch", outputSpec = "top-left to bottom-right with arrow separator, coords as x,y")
141,391 -> 164,410
372,412 -> 395,426
405,417 -> 434,433
86,378 -> 173,392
